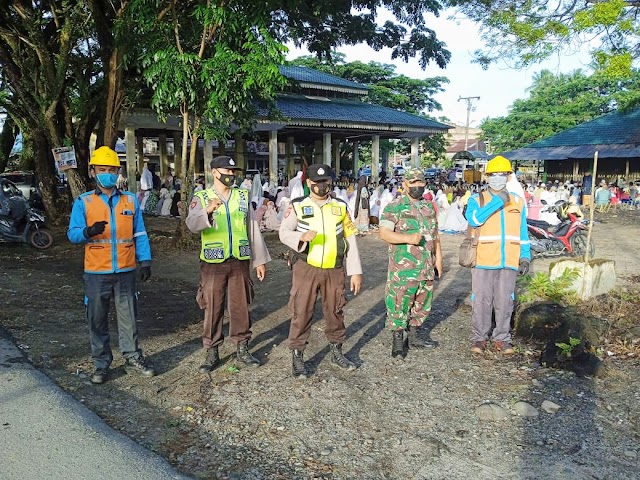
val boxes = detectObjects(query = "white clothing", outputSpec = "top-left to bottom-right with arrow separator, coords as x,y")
140,166 -> 153,191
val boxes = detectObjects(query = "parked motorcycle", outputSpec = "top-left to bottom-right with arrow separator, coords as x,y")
0,179 -> 53,249
527,200 -> 594,258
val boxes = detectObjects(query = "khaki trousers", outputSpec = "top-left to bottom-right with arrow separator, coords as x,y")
197,259 -> 253,348
288,261 -> 348,351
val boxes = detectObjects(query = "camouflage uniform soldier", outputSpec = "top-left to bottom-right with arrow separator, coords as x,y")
379,168 -> 443,358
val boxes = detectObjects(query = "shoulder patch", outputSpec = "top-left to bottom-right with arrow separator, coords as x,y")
190,200 -> 198,209
284,206 -> 293,218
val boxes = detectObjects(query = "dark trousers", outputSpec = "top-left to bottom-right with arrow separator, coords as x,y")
287,261 -> 348,351
85,271 -> 141,370
197,259 -> 253,349
470,268 -> 517,343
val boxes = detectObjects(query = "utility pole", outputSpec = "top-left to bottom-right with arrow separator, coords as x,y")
458,96 -> 480,151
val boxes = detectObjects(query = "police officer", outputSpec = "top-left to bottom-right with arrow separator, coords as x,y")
186,156 -> 270,373
67,146 -> 155,384
379,168 -> 443,358
465,155 -> 531,354
279,164 -> 363,378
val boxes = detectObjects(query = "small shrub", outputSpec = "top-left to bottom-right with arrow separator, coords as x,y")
517,268 -> 580,304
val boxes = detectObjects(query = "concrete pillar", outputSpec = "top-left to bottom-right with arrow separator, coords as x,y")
625,159 -> 630,179
269,130 -> 278,187
89,132 -> 97,157
323,133 -> 331,166
353,141 -> 359,178
204,139 -> 213,188
158,134 -> 168,177
411,137 -> 420,168
333,139 -> 341,177
372,135 -> 380,184
286,136 -> 295,180
234,132 -> 246,170
125,127 -> 137,193
136,135 -> 145,173
314,140 -> 323,163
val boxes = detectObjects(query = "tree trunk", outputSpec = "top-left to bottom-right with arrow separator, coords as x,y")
175,110 -> 193,244
31,129 -> 68,224
0,115 -> 18,172
98,48 -> 124,149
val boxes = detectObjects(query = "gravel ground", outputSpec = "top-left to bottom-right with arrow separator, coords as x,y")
0,209 -> 638,479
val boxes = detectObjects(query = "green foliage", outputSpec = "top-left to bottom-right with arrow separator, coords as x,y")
451,0 -> 640,78
517,268 -> 580,304
479,69 -> 640,151
555,337 -> 582,358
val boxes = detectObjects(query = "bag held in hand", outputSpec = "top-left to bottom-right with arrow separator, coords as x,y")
458,193 -> 485,268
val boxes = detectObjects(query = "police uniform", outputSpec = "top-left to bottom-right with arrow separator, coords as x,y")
279,164 -> 362,377
186,156 -> 270,368
67,146 -> 154,384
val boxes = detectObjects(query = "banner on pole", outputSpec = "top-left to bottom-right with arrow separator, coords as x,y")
52,146 -> 77,171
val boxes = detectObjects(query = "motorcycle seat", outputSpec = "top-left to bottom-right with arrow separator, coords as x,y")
527,219 -> 550,229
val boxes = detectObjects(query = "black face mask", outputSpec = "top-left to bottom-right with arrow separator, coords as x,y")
217,172 -> 235,187
312,183 -> 331,197
408,186 -> 425,199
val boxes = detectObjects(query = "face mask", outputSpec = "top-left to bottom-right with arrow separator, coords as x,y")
217,172 -> 235,187
488,175 -> 508,191
312,183 -> 331,197
408,186 -> 425,199
95,173 -> 118,189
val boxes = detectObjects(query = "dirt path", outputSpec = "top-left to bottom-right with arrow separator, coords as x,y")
1,209 -> 638,479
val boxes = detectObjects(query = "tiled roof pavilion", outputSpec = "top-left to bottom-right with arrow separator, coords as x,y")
117,65 -> 450,187
495,108 -> 640,181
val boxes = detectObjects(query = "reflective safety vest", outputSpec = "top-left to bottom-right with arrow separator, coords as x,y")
195,188 -> 251,263
475,191 -> 524,269
292,196 -> 357,269
82,191 -> 137,273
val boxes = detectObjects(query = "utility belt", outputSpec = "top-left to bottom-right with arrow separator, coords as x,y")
287,251 -> 344,270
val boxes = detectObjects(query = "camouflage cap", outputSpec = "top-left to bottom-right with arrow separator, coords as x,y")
404,168 -> 425,182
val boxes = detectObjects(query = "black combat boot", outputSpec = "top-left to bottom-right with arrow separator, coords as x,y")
124,355 -> 156,377
199,346 -> 221,373
407,326 -> 436,349
90,367 -> 109,385
391,330 -> 408,359
329,343 -> 357,371
236,341 -> 260,367
292,349 -> 308,379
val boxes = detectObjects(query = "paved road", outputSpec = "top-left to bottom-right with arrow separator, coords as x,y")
0,334 -> 189,480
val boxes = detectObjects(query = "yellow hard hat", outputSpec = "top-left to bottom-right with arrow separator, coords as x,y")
89,146 -> 121,167
486,155 -> 512,174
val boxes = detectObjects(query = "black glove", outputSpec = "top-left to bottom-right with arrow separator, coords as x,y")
85,221 -> 108,238
518,258 -> 530,276
494,190 -> 510,204
139,266 -> 152,282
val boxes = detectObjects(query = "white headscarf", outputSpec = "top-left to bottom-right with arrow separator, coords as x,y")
288,171 -> 304,200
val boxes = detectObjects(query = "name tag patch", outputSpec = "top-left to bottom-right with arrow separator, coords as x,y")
302,206 -> 314,216
239,245 -> 251,257
331,206 -> 341,216
203,248 -> 225,260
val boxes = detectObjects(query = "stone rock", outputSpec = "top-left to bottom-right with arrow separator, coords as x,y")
475,402 -> 509,421
541,400 -> 561,414
513,401 -> 539,417
623,450 -> 637,459
532,379 -> 545,388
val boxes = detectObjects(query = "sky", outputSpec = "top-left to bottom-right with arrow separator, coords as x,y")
286,8 -> 594,128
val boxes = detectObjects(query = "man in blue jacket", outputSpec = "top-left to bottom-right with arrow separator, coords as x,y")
465,156 -> 531,355
68,146 -> 155,384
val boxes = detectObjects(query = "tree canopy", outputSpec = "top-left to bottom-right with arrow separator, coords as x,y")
480,68 -> 640,152
450,0 -> 640,77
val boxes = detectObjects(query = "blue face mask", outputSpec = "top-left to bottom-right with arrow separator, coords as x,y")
95,173 -> 119,189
